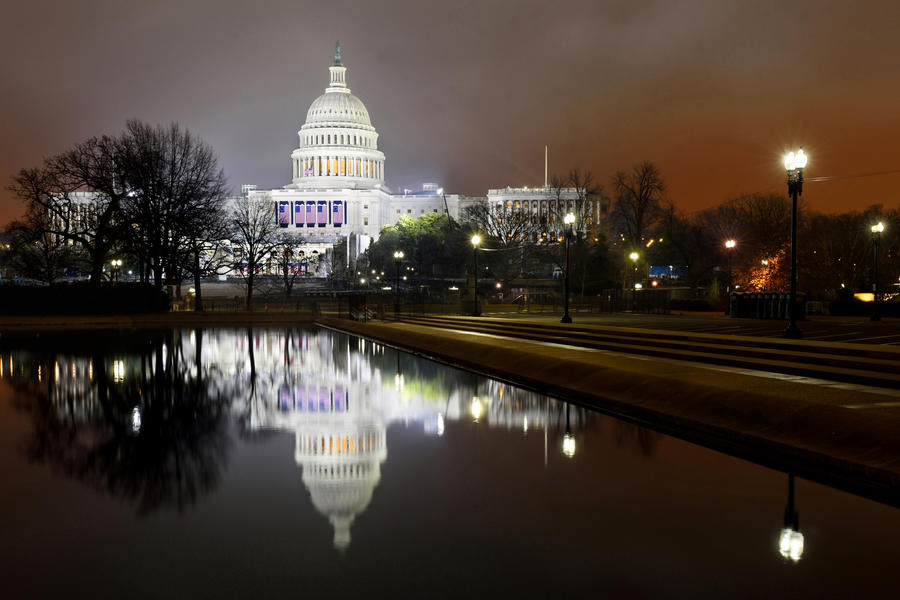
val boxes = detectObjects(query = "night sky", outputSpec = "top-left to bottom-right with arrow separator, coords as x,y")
2,0 -> 900,225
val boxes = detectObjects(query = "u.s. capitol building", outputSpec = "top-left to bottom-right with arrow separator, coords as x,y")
244,43 -> 475,270
243,43 -> 604,274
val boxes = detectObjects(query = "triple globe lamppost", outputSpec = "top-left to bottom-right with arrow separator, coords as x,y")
393,250 -> 404,318
629,251 -> 640,312
782,149 -> 885,332
783,148 -> 807,339
561,212 -> 576,323
471,234 -> 481,317
871,221 -> 885,321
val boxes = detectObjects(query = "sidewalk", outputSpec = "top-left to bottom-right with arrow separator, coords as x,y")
473,309 -> 900,345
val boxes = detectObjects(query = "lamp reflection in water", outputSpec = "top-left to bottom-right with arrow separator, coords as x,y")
778,474 -> 804,562
562,402 -> 576,458
112,360 -> 125,383
131,406 -> 142,434
471,397 -> 483,422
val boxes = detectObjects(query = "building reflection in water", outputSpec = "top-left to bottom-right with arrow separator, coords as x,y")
1,328 -> 642,550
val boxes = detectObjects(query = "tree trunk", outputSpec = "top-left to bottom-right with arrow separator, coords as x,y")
194,250 -> 203,312
90,258 -> 105,287
246,271 -> 254,311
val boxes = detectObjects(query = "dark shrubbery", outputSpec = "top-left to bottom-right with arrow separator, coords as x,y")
829,299 -> 900,317
669,298 -> 714,311
0,283 -> 168,315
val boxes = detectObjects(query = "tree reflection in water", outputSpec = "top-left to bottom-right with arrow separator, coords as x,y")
3,327 -> 665,533
9,329 -> 232,515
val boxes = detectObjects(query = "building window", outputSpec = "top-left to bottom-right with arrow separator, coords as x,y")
364,217 -> 368,226
396,209 -> 401,214
407,209 -> 412,214
363,204 -> 368,210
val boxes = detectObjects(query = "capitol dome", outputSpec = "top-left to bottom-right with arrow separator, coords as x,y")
305,91 -> 372,128
287,42 -> 386,190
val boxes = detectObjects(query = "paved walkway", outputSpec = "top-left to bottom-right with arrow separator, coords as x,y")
475,309 -> 900,345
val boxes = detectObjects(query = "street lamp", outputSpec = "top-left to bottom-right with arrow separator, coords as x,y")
471,234 -> 481,316
393,250 -> 404,319
561,212 -> 576,323
724,239 -> 736,316
629,251 -> 639,312
871,221 -> 885,321
783,148 -> 807,339
724,239 -> 736,293
110,259 -> 122,283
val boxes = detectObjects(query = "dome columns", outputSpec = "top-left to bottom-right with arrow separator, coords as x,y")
287,45 -> 386,190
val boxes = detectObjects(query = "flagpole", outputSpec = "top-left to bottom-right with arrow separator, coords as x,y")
544,145 -> 548,188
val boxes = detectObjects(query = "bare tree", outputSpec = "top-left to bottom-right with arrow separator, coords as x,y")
8,136 -> 130,286
230,195 -> 279,310
272,231 -> 308,300
118,120 -> 229,298
3,210 -> 79,284
610,161 -> 665,250
464,199 -> 537,248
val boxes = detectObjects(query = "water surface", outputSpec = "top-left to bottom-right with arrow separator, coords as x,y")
0,327 -> 898,597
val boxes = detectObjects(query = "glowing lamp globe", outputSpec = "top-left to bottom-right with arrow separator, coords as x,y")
784,148 -> 808,171
562,433 -> 576,458
779,528 -> 805,562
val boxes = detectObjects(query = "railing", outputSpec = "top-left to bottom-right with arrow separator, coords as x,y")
175,287 -> 671,317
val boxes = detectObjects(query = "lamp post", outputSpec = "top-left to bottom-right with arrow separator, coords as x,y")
471,234 -> 481,316
111,259 -> 122,283
629,252 -> 639,312
724,240 -> 736,293
783,149 -> 807,339
725,239 -> 736,316
561,212 -> 575,323
871,221 -> 885,321
393,250 -> 404,319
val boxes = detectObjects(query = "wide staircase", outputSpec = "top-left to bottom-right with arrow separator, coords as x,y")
394,315 -> 900,390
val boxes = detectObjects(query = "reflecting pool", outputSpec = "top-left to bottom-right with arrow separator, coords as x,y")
0,328 -> 898,597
